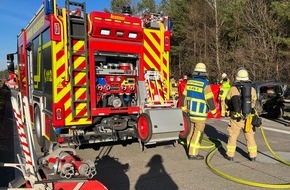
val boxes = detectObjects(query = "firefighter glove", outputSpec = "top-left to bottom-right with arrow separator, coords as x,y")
251,108 -> 262,128
232,112 -> 243,121
252,114 -> 262,128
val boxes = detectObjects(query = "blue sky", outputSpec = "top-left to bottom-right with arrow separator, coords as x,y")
0,0 -> 111,71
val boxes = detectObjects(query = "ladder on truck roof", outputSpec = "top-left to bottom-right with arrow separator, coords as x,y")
66,0 -> 90,119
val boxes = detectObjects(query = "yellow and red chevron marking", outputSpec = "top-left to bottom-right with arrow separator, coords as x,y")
14,111 -> 33,166
143,29 -> 170,98
53,40 -> 91,126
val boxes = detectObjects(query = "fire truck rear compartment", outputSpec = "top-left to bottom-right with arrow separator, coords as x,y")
94,52 -> 139,110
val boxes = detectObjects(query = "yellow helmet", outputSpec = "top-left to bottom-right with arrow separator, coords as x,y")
221,73 -> 227,79
235,68 -> 249,81
194,62 -> 207,73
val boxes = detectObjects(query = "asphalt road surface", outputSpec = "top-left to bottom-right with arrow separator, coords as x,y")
0,90 -> 18,187
0,90 -> 290,189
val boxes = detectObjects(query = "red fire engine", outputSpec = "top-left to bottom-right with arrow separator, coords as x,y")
5,0 -> 192,188
7,0 -> 189,152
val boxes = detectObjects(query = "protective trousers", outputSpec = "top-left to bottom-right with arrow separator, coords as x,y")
187,119 -> 205,156
226,119 -> 257,158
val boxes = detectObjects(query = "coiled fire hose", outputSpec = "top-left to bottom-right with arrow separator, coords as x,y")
205,125 -> 290,189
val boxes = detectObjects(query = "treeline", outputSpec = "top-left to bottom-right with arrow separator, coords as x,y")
108,0 -> 290,84
0,69 -> 8,80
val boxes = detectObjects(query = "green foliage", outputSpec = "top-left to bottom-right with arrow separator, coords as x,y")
0,69 -> 8,80
271,1 -> 290,19
158,0 -> 170,14
108,0 -> 290,83
110,0 -> 133,13
136,0 -> 157,13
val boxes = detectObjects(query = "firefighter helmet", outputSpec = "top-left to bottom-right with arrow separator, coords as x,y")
236,68 -> 249,81
194,63 -> 207,73
222,73 -> 227,79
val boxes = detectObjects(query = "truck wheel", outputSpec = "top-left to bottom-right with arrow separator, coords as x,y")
179,112 -> 191,140
35,106 -> 45,147
137,113 -> 152,143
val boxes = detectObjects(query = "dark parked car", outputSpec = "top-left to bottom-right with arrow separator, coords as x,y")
253,81 -> 284,118
283,86 -> 290,111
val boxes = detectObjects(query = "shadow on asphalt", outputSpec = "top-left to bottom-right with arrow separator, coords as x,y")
94,155 -> 130,190
134,154 -> 178,190
263,115 -> 290,126
205,121 -> 281,162
0,89 -> 16,187
93,147 -> 178,190
205,123 -> 253,160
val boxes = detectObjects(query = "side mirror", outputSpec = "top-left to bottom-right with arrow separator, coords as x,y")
7,54 -> 14,62
7,53 -> 15,73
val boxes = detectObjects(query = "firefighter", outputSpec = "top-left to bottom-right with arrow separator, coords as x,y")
177,75 -> 188,108
181,63 -> 217,160
225,68 -> 258,161
170,76 -> 178,99
219,73 -> 231,117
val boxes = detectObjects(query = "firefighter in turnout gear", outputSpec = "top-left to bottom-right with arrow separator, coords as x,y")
225,68 -> 258,161
181,63 -> 217,160
219,73 -> 231,117
170,76 -> 178,107
170,76 -> 178,99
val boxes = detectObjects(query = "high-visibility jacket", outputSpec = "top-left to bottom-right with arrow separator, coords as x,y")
219,79 -> 231,100
182,77 -> 216,121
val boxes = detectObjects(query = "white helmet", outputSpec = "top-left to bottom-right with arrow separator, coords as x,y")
221,73 -> 227,79
194,62 -> 207,73
235,68 -> 249,81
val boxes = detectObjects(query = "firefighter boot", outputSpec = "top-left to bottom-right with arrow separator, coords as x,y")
225,155 -> 234,161
250,157 -> 256,161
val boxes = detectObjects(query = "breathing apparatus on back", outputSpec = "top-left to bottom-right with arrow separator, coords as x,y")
236,68 -> 252,116
236,82 -> 252,117
232,68 -> 260,132
228,68 -> 252,120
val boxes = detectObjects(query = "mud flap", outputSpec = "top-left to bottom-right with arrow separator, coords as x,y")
179,112 -> 191,140
141,108 -> 184,144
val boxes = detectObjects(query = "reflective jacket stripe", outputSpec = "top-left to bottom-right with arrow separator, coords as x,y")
190,131 -> 201,155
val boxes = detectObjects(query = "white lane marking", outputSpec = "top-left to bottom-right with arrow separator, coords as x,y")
262,127 -> 290,134
74,182 -> 85,190
220,118 -> 230,122
218,118 -> 290,134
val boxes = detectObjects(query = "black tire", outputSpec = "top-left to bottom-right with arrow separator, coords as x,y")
275,107 -> 284,119
137,113 -> 152,143
35,106 -> 45,147
179,112 -> 191,140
